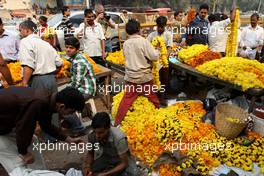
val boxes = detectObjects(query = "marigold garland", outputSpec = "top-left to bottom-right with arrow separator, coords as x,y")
226,8 -> 240,57
152,61 -> 160,89
151,36 -> 168,68
150,36 -> 168,89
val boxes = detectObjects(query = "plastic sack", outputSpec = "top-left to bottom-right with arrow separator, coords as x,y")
65,168 -> 83,176
209,163 -> 263,176
9,167 -> 64,176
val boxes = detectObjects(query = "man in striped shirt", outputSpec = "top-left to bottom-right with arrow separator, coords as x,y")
60,6 -> 74,41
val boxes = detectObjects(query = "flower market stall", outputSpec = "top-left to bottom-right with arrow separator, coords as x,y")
109,7 -> 264,175
169,57 -> 264,113
5,52 -> 113,109
112,91 -> 264,176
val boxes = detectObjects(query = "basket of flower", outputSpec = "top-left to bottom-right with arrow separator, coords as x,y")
215,103 -> 248,139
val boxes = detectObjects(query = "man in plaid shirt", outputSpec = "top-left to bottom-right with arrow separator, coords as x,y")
63,37 -> 96,135
66,37 -> 96,98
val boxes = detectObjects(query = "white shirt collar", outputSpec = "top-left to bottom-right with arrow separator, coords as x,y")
86,21 -> 100,27
248,25 -> 261,31
25,33 -> 40,39
212,21 -> 219,25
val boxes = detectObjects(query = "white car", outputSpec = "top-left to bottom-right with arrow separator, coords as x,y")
47,10 -> 127,51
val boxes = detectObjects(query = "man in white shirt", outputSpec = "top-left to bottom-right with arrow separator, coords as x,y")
18,20 -> 62,93
95,4 -> 116,53
147,16 -> 172,100
208,13 -> 234,55
147,16 -> 173,49
0,18 -> 20,62
239,13 -> 264,59
77,9 -> 106,66
19,20 -> 63,143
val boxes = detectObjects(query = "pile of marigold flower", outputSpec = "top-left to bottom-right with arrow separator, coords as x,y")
197,57 -> 264,90
112,92 -> 264,175
7,61 -> 22,82
106,50 -> 125,65
83,54 -> 102,73
56,54 -> 101,79
189,50 -> 221,68
178,44 -> 209,64
56,58 -> 71,78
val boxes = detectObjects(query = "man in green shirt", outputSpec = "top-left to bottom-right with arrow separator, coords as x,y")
65,37 -> 96,98
63,37 -> 96,135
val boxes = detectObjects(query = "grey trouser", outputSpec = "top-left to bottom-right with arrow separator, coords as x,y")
30,74 -> 58,142
30,74 -> 58,94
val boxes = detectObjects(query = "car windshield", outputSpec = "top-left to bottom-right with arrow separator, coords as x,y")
48,14 -> 63,27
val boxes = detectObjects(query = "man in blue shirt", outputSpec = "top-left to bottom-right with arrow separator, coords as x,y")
182,4 -> 209,46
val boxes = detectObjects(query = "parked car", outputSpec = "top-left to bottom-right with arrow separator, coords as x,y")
47,10 -> 127,51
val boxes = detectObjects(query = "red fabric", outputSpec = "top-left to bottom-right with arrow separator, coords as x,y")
39,25 -> 48,35
114,81 -> 160,125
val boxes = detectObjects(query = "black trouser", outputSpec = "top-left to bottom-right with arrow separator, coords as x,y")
91,56 -> 106,67
159,67 -> 170,93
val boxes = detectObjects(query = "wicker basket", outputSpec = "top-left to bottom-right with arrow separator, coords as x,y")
251,114 -> 264,136
215,103 -> 248,139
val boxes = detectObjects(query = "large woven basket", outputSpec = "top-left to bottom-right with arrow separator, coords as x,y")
215,103 -> 248,139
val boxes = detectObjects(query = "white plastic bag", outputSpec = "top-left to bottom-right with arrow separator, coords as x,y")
65,168 -> 83,176
209,163 -> 263,176
9,167 -> 64,176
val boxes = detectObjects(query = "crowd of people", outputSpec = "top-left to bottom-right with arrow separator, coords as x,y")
0,2 -> 264,176
170,4 -> 264,59
0,3 -> 140,175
